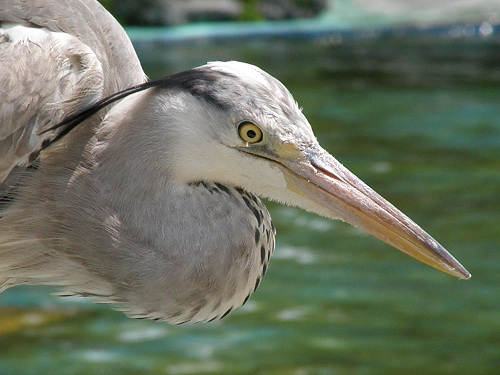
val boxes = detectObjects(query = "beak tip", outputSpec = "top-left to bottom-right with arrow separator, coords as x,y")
458,268 -> 472,280
445,261 -> 471,280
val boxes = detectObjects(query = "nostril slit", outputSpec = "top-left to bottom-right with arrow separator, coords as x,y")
311,162 -> 342,182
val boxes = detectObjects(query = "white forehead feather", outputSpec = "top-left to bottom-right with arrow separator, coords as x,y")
205,61 -> 272,88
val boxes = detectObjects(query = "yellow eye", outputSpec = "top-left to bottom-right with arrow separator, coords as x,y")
238,121 -> 263,144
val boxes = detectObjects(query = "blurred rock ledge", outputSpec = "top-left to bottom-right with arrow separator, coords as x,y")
99,0 -> 328,26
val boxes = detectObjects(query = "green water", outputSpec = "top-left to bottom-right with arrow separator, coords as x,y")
0,33 -> 499,374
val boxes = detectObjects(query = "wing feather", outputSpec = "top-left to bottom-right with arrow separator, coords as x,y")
0,0 -> 146,182
0,24 -> 104,181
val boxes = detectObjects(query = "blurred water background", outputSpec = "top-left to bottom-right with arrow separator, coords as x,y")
0,1 -> 499,374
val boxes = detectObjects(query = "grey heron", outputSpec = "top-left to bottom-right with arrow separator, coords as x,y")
0,0 -> 469,324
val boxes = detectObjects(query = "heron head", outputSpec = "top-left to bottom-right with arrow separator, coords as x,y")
161,61 -> 469,280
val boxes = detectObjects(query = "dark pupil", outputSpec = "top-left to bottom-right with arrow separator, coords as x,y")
246,129 -> 257,139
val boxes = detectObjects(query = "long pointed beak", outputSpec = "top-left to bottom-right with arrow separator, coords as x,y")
279,146 -> 470,279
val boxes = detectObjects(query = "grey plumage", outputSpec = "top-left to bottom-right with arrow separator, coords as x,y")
0,0 -> 145,181
0,0 -> 469,324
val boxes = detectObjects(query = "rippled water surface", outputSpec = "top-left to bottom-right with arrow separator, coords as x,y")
0,29 -> 499,375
